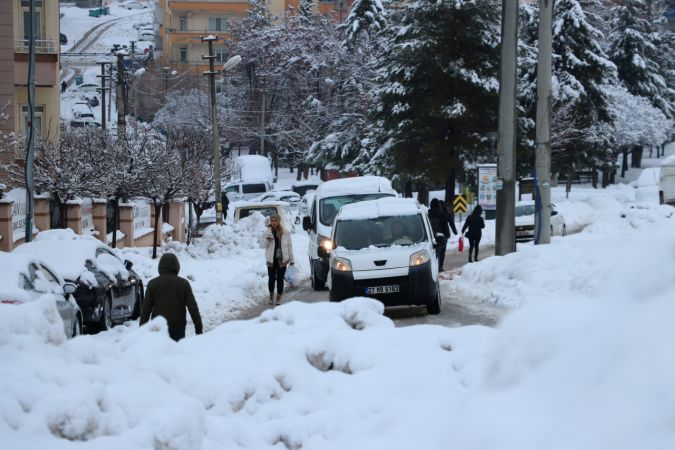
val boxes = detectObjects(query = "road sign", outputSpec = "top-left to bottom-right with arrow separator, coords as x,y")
453,195 -> 467,213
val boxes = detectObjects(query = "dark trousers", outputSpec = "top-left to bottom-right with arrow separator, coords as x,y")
168,326 -> 186,342
268,261 -> 287,294
468,237 -> 481,260
435,240 -> 448,270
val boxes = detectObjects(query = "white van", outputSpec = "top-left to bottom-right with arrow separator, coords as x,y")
302,176 -> 397,289
659,155 -> 675,206
224,179 -> 273,202
327,198 -> 441,314
224,155 -> 275,201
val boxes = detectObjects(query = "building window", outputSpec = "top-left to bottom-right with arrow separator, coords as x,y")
214,48 -> 228,63
179,16 -> 188,31
21,104 -> 44,144
179,47 -> 188,63
208,17 -> 228,32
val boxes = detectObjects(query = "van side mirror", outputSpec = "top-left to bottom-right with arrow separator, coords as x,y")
63,283 -> 77,295
302,216 -> 312,231
551,210 -> 558,216
124,259 -> 134,270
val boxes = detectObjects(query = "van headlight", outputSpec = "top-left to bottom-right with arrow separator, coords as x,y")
409,250 -> 430,266
331,256 -> 352,272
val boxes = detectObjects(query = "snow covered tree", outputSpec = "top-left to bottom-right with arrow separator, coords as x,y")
369,0 -> 501,186
338,0 -> 387,46
298,0 -> 313,22
608,0 -> 673,118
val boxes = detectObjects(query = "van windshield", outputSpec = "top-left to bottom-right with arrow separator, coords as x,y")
319,193 -> 394,226
238,207 -> 278,219
242,183 -> 267,194
334,215 -> 427,250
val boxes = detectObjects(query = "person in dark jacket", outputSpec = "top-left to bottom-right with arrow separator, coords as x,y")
140,253 -> 203,341
462,205 -> 485,263
440,202 -> 459,235
429,199 -> 455,271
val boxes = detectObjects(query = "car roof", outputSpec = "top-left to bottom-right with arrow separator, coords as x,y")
233,200 -> 289,208
337,197 -> 421,221
314,176 -> 395,198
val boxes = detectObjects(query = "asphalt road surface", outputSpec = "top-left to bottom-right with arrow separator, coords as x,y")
235,245 -> 509,329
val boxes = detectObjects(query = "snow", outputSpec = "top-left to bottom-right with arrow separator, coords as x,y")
314,176 -> 396,198
0,252 -> 42,303
663,155 -> 675,165
13,229 -> 128,285
232,155 -> 274,182
337,197 -> 421,220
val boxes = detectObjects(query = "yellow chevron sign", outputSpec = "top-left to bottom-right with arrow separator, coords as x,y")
453,195 -> 467,213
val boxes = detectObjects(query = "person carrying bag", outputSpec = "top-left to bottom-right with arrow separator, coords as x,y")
260,213 -> 295,305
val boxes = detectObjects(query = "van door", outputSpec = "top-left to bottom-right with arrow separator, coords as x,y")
308,197 -> 319,261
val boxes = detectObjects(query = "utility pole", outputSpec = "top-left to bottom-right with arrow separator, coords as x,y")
96,61 -> 110,131
260,90 -> 266,156
107,62 -> 112,123
24,0 -> 36,242
163,66 -> 170,93
116,51 -> 127,138
494,0 -> 519,256
202,35 -> 223,224
535,0 -> 553,244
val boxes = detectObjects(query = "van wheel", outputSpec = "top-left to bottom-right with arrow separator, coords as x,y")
427,287 -> 441,315
311,264 -> 325,291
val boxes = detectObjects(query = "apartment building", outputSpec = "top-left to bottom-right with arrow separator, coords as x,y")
0,0 -> 61,164
157,0 -> 350,73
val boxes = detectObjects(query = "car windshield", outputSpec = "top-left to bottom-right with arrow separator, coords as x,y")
334,214 -> 427,250
293,185 -> 318,196
242,183 -> 267,194
319,193 -> 394,226
515,205 -> 536,216
238,206 -> 278,219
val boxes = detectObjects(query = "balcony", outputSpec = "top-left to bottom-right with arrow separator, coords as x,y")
14,39 -> 58,54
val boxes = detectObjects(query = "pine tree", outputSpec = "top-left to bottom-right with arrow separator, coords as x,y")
369,0 -> 501,183
298,0 -> 313,22
549,0 -> 618,174
339,0 -> 387,46
608,0 -> 672,118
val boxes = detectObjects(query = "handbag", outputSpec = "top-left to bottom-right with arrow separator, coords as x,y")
458,236 -> 464,252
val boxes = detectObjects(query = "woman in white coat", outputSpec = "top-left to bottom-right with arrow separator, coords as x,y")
260,213 -> 294,305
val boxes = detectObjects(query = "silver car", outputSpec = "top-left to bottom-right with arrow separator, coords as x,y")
0,252 -> 82,338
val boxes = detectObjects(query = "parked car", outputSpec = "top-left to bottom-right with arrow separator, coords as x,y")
514,200 -> 567,242
124,1 -> 148,9
72,102 -> 95,120
291,180 -> 321,197
138,30 -> 154,41
635,167 -> 660,203
133,21 -> 152,30
327,198 -> 441,314
302,176 -> 397,290
298,192 -> 315,222
252,190 -> 302,208
60,33 -> 68,45
232,200 -> 295,232
0,252 -> 82,338
14,230 -> 143,333
78,83 -> 100,94
224,179 -> 273,202
69,118 -> 101,128
80,93 -> 99,108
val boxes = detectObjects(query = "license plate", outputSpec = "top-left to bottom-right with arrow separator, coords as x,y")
365,285 -> 399,295
516,230 -> 532,236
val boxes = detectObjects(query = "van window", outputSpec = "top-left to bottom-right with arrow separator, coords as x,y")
225,185 -> 239,193
334,214 -> 427,250
238,206 -> 278,219
319,193 -> 394,226
242,183 -> 267,194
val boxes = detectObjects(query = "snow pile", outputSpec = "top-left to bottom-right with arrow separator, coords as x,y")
0,298 -> 490,450
0,296 -> 67,346
164,214 -> 267,259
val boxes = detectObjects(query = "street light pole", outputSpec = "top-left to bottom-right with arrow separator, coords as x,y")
24,0 -> 36,242
115,50 -> 127,138
96,60 -> 110,131
535,0 -> 553,244
202,35 -> 222,224
495,0 -> 519,256
163,66 -> 170,94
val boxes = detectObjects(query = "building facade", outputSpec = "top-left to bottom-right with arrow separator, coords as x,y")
0,0 -> 61,167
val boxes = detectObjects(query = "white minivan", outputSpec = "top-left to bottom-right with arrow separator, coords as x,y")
327,198 -> 441,314
302,176 -> 397,290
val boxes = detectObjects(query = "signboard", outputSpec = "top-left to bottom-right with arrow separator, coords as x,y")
10,189 -> 28,242
81,198 -> 94,232
477,164 -> 498,210
453,195 -> 467,214
133,200 -> 152,237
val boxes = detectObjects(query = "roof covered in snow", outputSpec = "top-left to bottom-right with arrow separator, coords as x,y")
337,197 -> 422,221
314,176 -> 396,198
0,252 -> 42,302
233,155 -> 273,182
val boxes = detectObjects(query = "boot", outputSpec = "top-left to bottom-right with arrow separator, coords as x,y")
468,256 -> 473,263
268,292 -> 274,305
276,293 -> 282,305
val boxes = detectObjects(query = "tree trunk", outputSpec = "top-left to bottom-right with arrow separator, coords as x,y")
649,145 -> 653,158
621,148 -> 628,178
636,146 -> 643,168
591,164 -> 598,189
444,170 -> 456,206
601,168 -> 609,188
417,182 -> 429,206
566,170 -> 573,199
152,203 -> 161,259
403,181 -> 412,198
303,165 -> 309,179
296,162 -> 304,181
187,199 -> 193,246
111,196 -> 119,248
58,201 -> 68,229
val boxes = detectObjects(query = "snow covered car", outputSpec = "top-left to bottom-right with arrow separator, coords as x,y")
69,118 -> 101,128
298,192 -> 315,219
72,102 -> 95,120
327,198 -> 441,314
291,180 -> 321,197
77,83 -> 100,94
124,1 -> 147,9
635,167 -> 660,203
232,200 -> 295,232
0,252 -> 82,338
514,201 -> 567,242
302,176 -> 397,290
14,230 -> 143,333
252,190 -> 302,208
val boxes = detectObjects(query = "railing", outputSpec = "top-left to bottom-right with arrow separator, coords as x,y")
14,39 -> 58,54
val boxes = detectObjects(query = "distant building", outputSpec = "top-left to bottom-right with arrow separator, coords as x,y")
155,0 -> 351,73
0,0 -> 61,171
